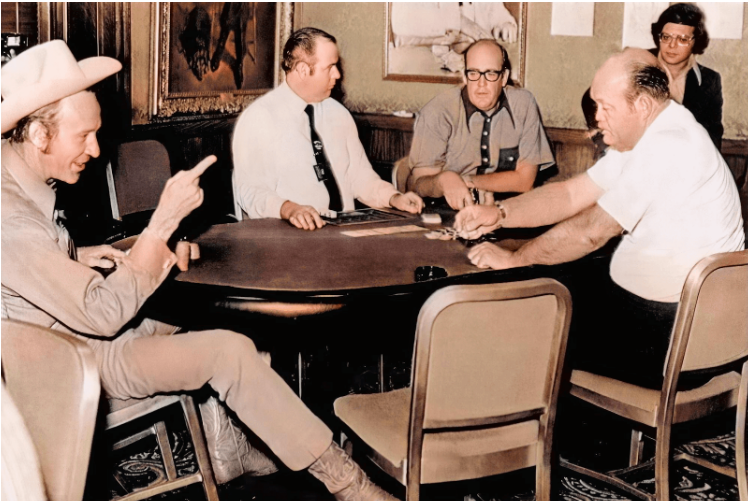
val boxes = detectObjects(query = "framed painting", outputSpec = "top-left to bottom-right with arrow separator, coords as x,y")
153,2 -> 293,118
384,2 -> 527,87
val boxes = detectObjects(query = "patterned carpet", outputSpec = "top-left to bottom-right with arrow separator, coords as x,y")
105,425 -> 742,501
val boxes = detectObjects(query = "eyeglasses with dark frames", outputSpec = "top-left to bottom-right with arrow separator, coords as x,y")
659,33 -> 695,46
465,69 -> 503,82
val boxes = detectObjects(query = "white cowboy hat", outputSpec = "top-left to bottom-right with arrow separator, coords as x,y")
1,40 -> 122,134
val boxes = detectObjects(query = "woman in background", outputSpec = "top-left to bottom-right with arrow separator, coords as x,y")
651,3 -> 723,148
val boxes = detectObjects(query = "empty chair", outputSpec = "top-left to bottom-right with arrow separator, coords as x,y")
564,250 -> 748,501
104,140 -> 173,241
334,278 -> 572,501
106,139 -> 172,222
1,319 -> 100,501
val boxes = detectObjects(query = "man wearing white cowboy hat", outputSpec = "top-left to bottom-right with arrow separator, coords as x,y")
1,40 -> 399,501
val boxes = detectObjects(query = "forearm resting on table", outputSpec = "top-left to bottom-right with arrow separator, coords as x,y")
513,204 -> 622,267
470,162 -> 537,194
408,167 -> 456,197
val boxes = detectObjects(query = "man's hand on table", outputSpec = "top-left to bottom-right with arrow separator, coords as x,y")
148,155 -> 217,242
439,171 -> 474,210
467,242 -> 518,270
390,192 -> 425,214
453,204 -> 504,239
77,245 -> 126,269
281,200 -> 326,231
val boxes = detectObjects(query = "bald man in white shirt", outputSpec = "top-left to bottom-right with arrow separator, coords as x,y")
453,49 -> 744,389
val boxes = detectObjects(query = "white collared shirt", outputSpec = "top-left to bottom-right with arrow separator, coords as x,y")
232,82 -> 398,219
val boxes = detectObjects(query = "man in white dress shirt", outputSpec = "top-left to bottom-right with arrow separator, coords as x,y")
233,27 -> 423,230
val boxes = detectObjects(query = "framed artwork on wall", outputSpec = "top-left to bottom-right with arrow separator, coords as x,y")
383,2 -> 527,87
153,2 -> 293,119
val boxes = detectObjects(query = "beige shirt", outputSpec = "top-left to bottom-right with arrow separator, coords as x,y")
1,141 -> 176,339
409,86 -> 554,177
659,53 -> 697,104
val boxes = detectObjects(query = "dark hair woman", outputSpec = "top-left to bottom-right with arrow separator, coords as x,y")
651,3 -> 723,148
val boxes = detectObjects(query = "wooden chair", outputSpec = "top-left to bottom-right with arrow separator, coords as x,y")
563,249 -> 748,501
106,394 -> 220,501
334,278 -> 573,501
106,139 -> 172,222
104,139 -> 174,242
1,319 -> 100,501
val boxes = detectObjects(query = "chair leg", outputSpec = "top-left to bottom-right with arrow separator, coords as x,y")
180,395 -> 220,501
154,420 -> 178,481
629,429 -> 645,467
737,361 -> 748,501
405,486 -> 419,501
535,454 -> 552,501
654,424 -> 673,501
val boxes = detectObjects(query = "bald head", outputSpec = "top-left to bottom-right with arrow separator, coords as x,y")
590,49 -> 670,152
593,49 -> 669,107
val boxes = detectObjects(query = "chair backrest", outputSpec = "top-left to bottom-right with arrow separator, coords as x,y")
392,156 -> 412,194
1,320 -> 100,501
671,250 -> 748,373
409,279 -> 572,431
106,140 -> 172,220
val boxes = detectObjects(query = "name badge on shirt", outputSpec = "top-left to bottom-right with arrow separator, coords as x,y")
313,161 -> 329,181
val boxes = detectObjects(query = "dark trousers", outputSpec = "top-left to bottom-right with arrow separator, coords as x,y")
569,277 -> 679,390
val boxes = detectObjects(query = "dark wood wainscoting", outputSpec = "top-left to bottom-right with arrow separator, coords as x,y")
353,112 -> 748,236
58,111 -> 747,246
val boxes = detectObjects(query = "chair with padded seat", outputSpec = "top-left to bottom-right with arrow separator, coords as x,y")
334,278 -> 573,501
1,319 -> 101,501
563,249 -> 748,501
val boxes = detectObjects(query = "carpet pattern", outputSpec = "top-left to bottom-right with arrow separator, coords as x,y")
108,431 -> 741,501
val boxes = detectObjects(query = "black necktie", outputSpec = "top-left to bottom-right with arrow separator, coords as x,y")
304,104 -> 343,212
477,111 -> 492,175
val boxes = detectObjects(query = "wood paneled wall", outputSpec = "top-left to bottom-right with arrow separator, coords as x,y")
58,110 -> 748,246
1,2 -> 38,45
352,113 -> 748,237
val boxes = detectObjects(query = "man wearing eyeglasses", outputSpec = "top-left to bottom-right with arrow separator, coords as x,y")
406,39 -> 554,210
650,3 -> 723,149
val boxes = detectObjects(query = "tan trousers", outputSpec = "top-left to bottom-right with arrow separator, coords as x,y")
83,318 -> 332,471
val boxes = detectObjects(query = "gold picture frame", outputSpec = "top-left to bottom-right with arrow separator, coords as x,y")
153,2 -> 293,119
383,2 -> 527,87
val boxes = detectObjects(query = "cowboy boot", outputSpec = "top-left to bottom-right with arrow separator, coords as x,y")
308,442 -> 400,501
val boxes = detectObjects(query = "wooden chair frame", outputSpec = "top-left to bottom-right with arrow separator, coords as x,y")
106,394 -> 219,501
564,250 -> 748,501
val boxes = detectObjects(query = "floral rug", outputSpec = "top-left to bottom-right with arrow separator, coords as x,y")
107,430 -> 741,501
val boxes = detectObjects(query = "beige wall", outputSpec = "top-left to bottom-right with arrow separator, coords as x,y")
300,2 -> 747,139
296,2 -> 454,114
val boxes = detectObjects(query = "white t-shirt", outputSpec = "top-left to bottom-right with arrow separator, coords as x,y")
587,102 -> 744,302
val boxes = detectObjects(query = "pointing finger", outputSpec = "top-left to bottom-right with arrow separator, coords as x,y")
185,155 -> 217,180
